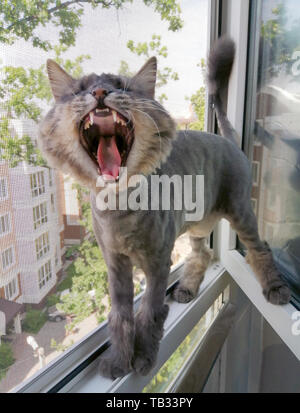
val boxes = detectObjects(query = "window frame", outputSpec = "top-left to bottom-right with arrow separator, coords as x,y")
30,171 -> 46,198
4,277 -> 18,301
33,201 -> 48,230
0,212 -> 11,237
0,177 -> 8,201
1,245 -> 15,272
38,259 -> 52,290
35,231 -> 50,261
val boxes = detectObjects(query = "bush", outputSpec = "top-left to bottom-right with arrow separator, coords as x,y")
46,294 -> 60,308
22,309 -> 47,334
0,343 -> 15,381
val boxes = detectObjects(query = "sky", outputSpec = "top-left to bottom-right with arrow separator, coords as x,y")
1,0 -> 208,117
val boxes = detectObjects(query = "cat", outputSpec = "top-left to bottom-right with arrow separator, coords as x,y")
38,37 -> 291,380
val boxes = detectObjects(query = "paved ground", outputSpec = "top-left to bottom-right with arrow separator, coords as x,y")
0,312 -> 99,393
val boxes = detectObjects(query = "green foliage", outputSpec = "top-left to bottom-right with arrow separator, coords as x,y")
65,245 -> 80,259
50,338 -> 74,352
46,294 -> 61,308
56,271 -> 74,292
186,59 -> 206,131
0,0 -> 183,51
22,309 -> 47,334
120,34 -> 179,103
188,86 -> 205,131
0,342 -> 15,381
58,240 -> 109,330
0,45 -> 90,168
143,316 -> 206,393
260,3 -> 300,78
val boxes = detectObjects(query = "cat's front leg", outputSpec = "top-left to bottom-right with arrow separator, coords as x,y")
98,252 -> 135,380
133,259 -> 170,376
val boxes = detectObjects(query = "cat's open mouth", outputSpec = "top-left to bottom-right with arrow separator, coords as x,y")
79,107 -> 134,182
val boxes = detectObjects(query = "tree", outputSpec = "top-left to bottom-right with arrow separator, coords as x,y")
58,239 -> 110,331
260,3 -> 300,83
0,45 -> 91,167
119,34 -> 179,103
186,58 -> 206,131
188,86 -> 205,131
0,0 -> 183,51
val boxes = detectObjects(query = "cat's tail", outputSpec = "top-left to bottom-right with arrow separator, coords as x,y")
207,36 -> 239,144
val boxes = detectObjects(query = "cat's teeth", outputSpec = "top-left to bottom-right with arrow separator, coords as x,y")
84,121 -> 90,130
90,112 -> 94,125
95,108 -> 109,113
112,110 -> 117,122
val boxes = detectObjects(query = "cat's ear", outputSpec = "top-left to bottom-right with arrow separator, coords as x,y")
132,57 -> 157,99
46,59 -> 76,101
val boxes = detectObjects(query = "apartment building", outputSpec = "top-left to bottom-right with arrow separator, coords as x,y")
0,118 -> 65,307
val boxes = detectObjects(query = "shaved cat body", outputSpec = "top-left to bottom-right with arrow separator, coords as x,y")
39,37 -> 291,380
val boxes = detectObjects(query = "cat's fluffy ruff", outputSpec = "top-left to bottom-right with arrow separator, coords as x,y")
39,37 -> 291,380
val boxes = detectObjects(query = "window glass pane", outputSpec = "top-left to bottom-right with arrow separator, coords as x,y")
247,0 -> 300,306
143,293 -> 224,393
0,0 -> 208,392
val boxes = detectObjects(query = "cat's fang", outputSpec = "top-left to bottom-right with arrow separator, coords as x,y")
112,110 -> 117,123
90,112 -> 94,125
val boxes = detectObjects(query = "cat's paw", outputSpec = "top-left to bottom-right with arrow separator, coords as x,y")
263,280 -> 291,305
132,352 -> 156,376
99,353 -> 132,380
172,285 -> 195,303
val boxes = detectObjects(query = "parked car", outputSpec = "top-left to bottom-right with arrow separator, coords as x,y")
47,305 -> 66,322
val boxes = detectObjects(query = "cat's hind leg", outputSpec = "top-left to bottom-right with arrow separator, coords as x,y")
172,236 -> 212,304
228,208 -> 291,305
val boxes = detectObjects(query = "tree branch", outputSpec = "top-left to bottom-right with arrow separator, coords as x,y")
5,0 -> 115,31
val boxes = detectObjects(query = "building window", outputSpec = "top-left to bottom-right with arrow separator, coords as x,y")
5,278 -> 18,300
2,246 -> 15,271
33,202 -> 48,230
38,260 -> 52,289
251,161 -> 260,186
49,169 -> 53,187
0,213 -> 11,236
30,171 -> 45,197
0,178 -> 8,201
55,246 -> 59,266
35,232 -> 50,260
50,193 -> 55,213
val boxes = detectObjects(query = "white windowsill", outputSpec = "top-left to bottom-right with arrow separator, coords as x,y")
222,249 -> 299,360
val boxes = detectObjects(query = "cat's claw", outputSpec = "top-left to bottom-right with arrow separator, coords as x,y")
99,354 -> 132,380
132,354 -> 156,376
263,280 -> 291,305
172,285 -> 195,304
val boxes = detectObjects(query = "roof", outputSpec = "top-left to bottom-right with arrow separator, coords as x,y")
0,298 -> 24,325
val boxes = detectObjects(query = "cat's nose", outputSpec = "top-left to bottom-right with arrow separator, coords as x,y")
92,88 -> 108,99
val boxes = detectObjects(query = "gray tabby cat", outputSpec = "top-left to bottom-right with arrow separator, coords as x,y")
39,37 -> 291,380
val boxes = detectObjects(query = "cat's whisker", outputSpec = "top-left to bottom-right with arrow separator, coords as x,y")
135,101 -> 170,116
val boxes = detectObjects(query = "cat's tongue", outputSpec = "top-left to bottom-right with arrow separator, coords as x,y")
97,136 -> 121,181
